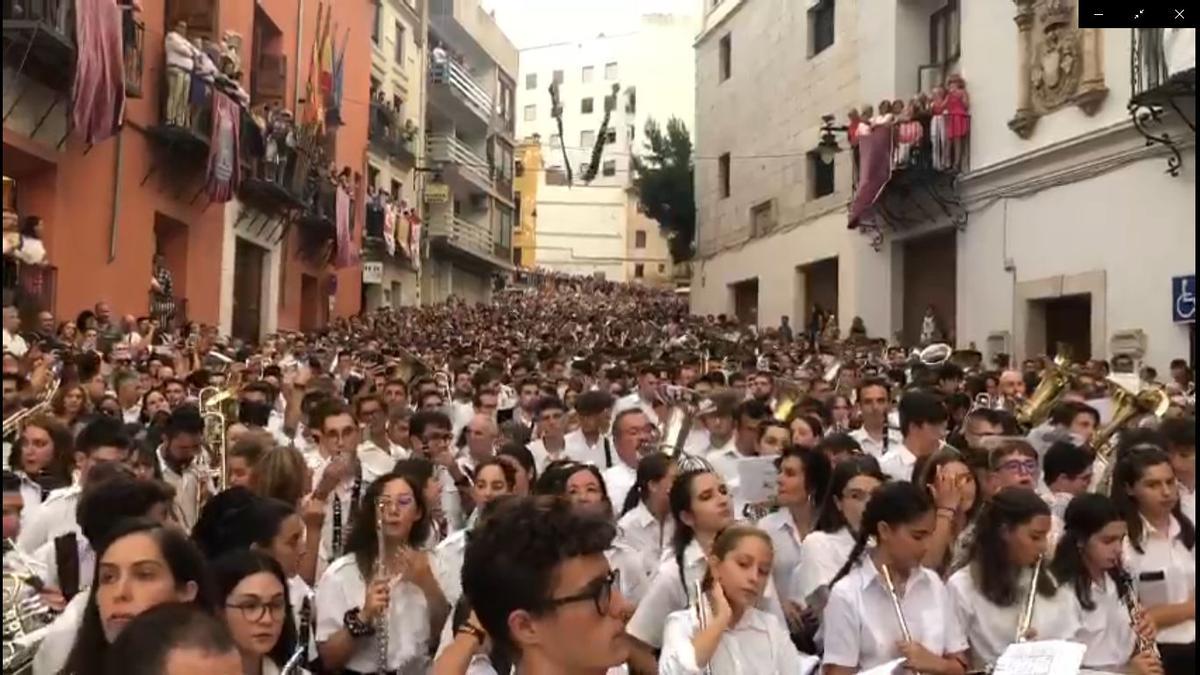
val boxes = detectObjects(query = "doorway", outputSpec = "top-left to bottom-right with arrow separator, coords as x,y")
232,238 -> 267,344
300,274 -> 320,332
731,278 -> 759,326
799,257 -> 839,327
1042,294 -> 1092,361
902,230 -> 957,345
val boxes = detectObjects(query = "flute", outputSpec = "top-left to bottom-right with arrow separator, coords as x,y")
374,496 -> 390,674
1015,555 -> 1043,643
881,563 -> 922,675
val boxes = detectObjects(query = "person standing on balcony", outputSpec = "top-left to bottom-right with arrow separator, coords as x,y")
164,21 -> 195,127
2,304 -> 27,358
150,253 -> 176,332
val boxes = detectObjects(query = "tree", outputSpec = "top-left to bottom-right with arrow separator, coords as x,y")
632,117 -> 695,262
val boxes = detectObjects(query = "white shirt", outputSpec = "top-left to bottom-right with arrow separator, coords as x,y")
449,400 -> 474,437
879,443 -> 920,483
601,457 -> 638,513
1068,576 -> 1139,669
31,590 -> 87,675
17,484 -> 81,554
791,527 -> 856,607
947,565 -> 1082,670
660,606 -> 819,675
314,554 -> 432,674
607,541 -> 652,606
310,459 -> 365,580
32,533 -> 95,592
757,510 -> 807,602
1181,484 -> 1196,526
288,575 -> 317,660
158,446 -> 211,532
3,328 -> 28,357
706,446 -> 747,507
14,471 -> 47,533
564,429 -> 614,468
356,438 -> 405,483
433,528 -> 469,607
527,438 -> 569,476
122,404 -> 142,425
850,426 -> 901,459
823,556 -> 968,670
626,540 -> 785,649
616,502 -> 674,584
1122,514 -> 1196,644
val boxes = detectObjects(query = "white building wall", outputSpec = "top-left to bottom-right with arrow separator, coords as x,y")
534,182 -> 627,279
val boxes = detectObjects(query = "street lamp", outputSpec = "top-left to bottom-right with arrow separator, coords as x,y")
817,113 -> 848,165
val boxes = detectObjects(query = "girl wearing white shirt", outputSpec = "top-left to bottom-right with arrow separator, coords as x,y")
1113,447 -> 1196,675
616,452 -> 677,583
757,446 -> 830,625
659,524 -> 819,675
1049,493 -> 1163,675
947,487 -> 1080,671
823,481 -> 968,675
915,448 -> 981,575
214,550 -> 299,675
315,471 -> 449,675
793,456 -> 885,608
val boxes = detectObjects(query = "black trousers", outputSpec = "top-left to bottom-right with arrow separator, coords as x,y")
1159,642 -> 1195,675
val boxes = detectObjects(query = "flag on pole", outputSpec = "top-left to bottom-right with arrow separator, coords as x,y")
302,2 -> 327,134
327,27 -> 349,126
318,8 -> 334,99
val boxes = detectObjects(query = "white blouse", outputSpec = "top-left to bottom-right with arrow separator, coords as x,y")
756,510 -> 806,603
1067,576 -> 1139,669
790,527 -> 855,607
1122,514 -> 1196,645
314,554 -> 432,674
659,606 -> 819,675
822,557 -> 968,670
616,502 -> 674,584
947,565 -> 1082,670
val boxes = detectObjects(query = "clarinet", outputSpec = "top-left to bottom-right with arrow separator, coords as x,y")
280,591 -> 313,675
1113,564 -> 1163,662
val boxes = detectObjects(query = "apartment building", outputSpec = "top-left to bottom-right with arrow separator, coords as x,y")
2,0 -> 374,340
422,0 -> 518,303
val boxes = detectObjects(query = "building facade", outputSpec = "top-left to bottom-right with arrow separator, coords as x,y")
514,11 -> 694,281
422,0 -> 518,304
692,0 -> 1195,370
363,0 -> 426,310
3,0 -> 373,340
513,137 -> 541,269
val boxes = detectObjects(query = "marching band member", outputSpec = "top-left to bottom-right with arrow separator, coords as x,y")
756,419 -> 792,456
212,550 -> 298,675
1049,493 -> 1163,675
1112,446 -> 1196,675
915,447 -> 981,573
6,414 -> 74,531
314,470 -> 449,675
565,390 -> 617,468
155,406 -> 210,532
786,411 -> 824,451
792,456 -> 885,609
527,397 -> 569,475
309,401 -> 366,579
822,481 -> 969,675
758,445 -> 829,612
1159,417 -> 1196,525
880,391 -> 948,483
602,409 -> 657,511
615,451 -> 677,584
659,525 -> 820,674
947,487 -> 1080,671
434,458 -> 516,609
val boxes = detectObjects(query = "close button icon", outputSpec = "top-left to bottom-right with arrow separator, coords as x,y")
1176,9 -> 1186,20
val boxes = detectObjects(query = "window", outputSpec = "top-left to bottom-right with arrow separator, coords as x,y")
513,247 -> 523,265
808,150 -> 835,198
628,125 -> 635,143
718,153 -> 731,198
603,160 -> 616,177
635,263 -> 645,278
635,230 -> 647,248
582,65 -> 594,82
496,143 -> 514,182
390,179 -> 402,201
581,97 -> 594,114
515,161 -> 525,177
750,200 -> 776,237
552,70 -> 564,85
546,168 -> 569,185
605,62 -> 618,80
809,0 -> 835,56
625,87 -> 637,114
514,191 -> 522,232
719,34 -> 732,81
580,163 -> 591,176
526,73 -> 537,90
604,94 -> 616,112
550,134 -> 562,148
394,22 -> 404,63
604,128 -> 616,144
930,0 -> 961,66
524,105 -> 536,121
368,165 -> 380,188
658,264 -> 666,273
371,3 -> 380,43
581,130 -> 596,147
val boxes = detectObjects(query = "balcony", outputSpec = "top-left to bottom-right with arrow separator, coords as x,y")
368,102 -> 417,166
429,56 -> 493,128
427,133 -> 493,193
122,9 -> 144,98
146,291 -> 188,332
1,0 -> 76,92
1,259 -> 56,327
1129,28 -> 1195,177
143,61 -> 216,173
427,211 -> 503,265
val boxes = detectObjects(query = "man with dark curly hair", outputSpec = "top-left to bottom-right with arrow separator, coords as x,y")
441,495 -> 632,674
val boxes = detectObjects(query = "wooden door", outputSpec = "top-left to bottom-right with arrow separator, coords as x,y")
232,238 -> 265,343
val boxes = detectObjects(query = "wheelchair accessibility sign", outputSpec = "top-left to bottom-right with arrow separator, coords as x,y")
1173,275 -> 1196,324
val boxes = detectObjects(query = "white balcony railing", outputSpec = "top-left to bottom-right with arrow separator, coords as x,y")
429,57 -> 493,122
427,133 -> 493,189
428,211 -> 494,258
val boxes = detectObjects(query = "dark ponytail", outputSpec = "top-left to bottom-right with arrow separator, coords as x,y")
621,452 -> 673,517
1050,493 -> 1122,611
970,487 -> 1057,606
829,481 -> 932,587
669,468 -> 710,602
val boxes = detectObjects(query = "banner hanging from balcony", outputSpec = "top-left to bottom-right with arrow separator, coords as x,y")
848,127 -> 893,229
334,184 -> 355,268
72,0 -> 127,145
206,91 -> 242,203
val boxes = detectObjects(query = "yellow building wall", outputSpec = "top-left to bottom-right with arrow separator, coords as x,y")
513,138 -> 542,269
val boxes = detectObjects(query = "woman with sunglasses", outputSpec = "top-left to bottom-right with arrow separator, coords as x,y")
1050,493 -> 1163,675
823,482 -> 968,675
793,456 -> 885,611
314,470 -> 449,675
1113,446 -> 1196,675
213,549 -> 298,675
659,525 -> 819,674
947,487 -> 1079,671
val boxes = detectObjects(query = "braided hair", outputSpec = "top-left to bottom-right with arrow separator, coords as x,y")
669,468 -> 729,602
830,481 -> 933,587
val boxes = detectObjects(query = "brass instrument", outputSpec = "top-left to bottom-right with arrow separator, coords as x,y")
2,540 -> 53,675
196,386 -> 235,515
880,563 -> 921,675
905,343 -> 953,385
773,377 -> 803,422
1090,378 -> 1171,495
1113,562 -> 1162,662
1016,355 -> 1071,429
658,385 -> 702,456
1015,555 -> 1044,643
2,370 -> 62,444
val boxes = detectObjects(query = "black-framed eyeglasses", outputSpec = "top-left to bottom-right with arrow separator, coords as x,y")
543,569 -> 620,616
226,598 -> 287,622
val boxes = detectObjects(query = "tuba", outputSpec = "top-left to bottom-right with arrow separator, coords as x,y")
1090,378 -> 1171,495
197,385 -> 236,513
657,385 -> 701,456
2,541 -> 54,675
1015,355 -> 1071,430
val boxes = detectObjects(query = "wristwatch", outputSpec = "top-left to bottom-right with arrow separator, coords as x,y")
343,608 -> 376,638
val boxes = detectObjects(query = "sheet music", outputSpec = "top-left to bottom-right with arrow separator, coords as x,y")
736,456 -> 778,504
856,657 -> 905,675
991,640 -> 1087,675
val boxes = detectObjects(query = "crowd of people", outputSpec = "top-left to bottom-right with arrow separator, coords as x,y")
1,271 -> 1196,675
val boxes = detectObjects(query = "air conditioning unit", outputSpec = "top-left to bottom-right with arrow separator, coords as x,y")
1109,330 -> 1147,360
986,331 -> 1011,363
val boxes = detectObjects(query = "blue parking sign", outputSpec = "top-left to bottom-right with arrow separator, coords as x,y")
1173,275 -> 1196,324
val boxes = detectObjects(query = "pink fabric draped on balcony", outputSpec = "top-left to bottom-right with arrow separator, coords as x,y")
72,0 -> 127,145
334,185 -> 355,268
206,90 -> 242,203
848,126 -> 894,229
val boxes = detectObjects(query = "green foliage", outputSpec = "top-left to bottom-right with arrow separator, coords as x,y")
632,117 -> 695,262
